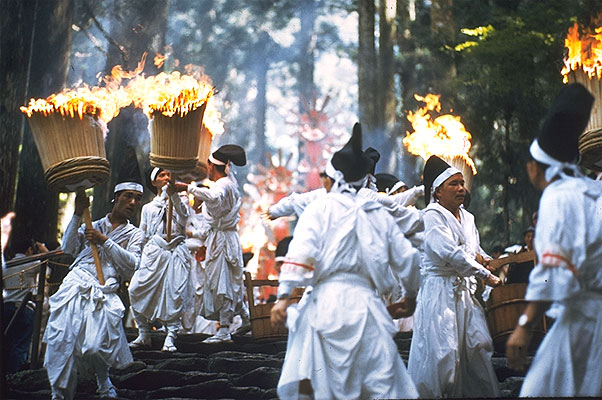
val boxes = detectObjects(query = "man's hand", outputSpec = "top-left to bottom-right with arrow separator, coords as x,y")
506,326 -> 532,371
74,192 -> 90,216
85,228 -> 108,245
387,296 -> 417,319
263,210 -> 277,221
174,182 -> 189,192
270,298 -> 290,329
485,273 -> 501,287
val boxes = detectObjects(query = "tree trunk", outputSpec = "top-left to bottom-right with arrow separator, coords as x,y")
296,0 -> 316,113
377,0 -> 398,172
92,0 -> 169,219
254,33 -> 270,167
430,0 -> 456,80
13,0 -> 74,247
395,0 -> 420,183
358,0 -> 379,131
0,0 -> 37,216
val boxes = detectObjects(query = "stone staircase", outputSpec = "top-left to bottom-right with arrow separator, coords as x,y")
6,330 -> 526,399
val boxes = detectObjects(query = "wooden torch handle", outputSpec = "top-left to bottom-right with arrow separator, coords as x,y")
165,174 -> 175,242
79,191 -> 105,285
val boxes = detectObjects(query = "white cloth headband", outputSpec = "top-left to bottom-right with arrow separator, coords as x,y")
530,139 -> 583,181
114,182 -> 143,193
150,167 -> 161,182
432,167 -> 462,193
208,153 -> 226,166
386,180 -> 406,195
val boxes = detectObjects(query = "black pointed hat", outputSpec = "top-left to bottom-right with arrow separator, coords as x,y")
331,122 -> 373,182
210,144 -> 247,166
423,155 -> 453,204
375,173 -> 406,194
114,146 -> 144,194
533,83 -> 594,163
365,147 -> 381,175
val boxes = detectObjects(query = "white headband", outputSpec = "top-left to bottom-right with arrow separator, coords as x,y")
208,153 -> 226,166
386,180 -> 407,195
432,167 -> 462,193
114,182 -> 144,193
150,167 -> 161,182
530,139 -> 583,181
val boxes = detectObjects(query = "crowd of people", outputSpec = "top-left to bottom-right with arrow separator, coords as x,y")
2,82 -> 601,399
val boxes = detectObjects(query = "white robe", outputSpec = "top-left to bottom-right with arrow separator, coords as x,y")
181,211 -> 217,334
520,177 -> 602,397
277,190 -> 421,400
129,190 -> 190,324
408,202 -> 500,398
44,215 -> 143,396
188,173 -> 245,322
268,188 -> 326,218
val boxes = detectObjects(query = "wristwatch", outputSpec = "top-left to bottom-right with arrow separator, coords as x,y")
517,314 -> 531,328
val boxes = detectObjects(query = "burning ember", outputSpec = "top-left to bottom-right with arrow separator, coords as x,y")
403,93 -> 477,175
561,19 -> 602,83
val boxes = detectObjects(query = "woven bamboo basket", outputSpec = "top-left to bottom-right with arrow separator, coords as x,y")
568,70 -> 602,170
149,102 -> 207,172
26,112 -> 109,192
440,155 -> 474,192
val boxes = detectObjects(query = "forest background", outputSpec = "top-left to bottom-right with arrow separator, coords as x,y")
2,0 -> 601,256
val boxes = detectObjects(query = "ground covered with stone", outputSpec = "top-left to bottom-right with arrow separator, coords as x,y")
6,330 -> 527,399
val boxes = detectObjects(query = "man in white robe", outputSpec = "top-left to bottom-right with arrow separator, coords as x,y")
44,181 -> 144,400
129,167 -> 190,352
506,83 -> 602,397
407,155 -> 501,398
271,123 -> 421,399
178,144 -> 249,343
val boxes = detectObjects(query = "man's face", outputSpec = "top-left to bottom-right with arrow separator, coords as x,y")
319,172 -> 334,192
207,161 -> 217,181
435,173 -> 465,209
524,231 -> 534,250
152,170 -> 171,191
113,190 -> 143,220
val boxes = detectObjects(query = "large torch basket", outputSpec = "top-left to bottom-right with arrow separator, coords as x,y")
26,112 -> 110,192
149,103 -> 207,172
568,70 -> 602,171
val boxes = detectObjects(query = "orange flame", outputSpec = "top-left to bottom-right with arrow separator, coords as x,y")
561,20 -> 602,83
403,93 -> 477,174
20,54 -> 147,124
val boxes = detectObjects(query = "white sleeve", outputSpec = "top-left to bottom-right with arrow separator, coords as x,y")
423,210 -> 490,279
61,215 -> 85,256
276,204 -> 322,297
388,221 -> 421,297
102,228 -> 144,280
188,183 -> 225,204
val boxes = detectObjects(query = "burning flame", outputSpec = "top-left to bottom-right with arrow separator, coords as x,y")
20,53 -> 224,137
561,20 -> 602,83
127,71 -> 214,118
403,93 -> 477,174
20,55 -> 147,124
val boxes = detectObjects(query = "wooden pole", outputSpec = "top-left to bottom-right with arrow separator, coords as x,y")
78,189 -> 105,285
30,261 -> 47,368
165,174 -> 175,242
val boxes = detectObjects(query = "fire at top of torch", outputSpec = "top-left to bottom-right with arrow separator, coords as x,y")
403,93 -> 477,175
561,20 -> 602,83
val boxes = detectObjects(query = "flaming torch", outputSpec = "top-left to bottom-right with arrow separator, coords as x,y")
561,20 -> 602,171
127,69 -> 217,240
19,63 -> 141,284
403,93 -> 477,192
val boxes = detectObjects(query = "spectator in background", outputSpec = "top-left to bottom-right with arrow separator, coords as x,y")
3,239 -> 49,373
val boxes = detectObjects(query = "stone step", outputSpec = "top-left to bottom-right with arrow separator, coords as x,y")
6,329 -> 528,399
